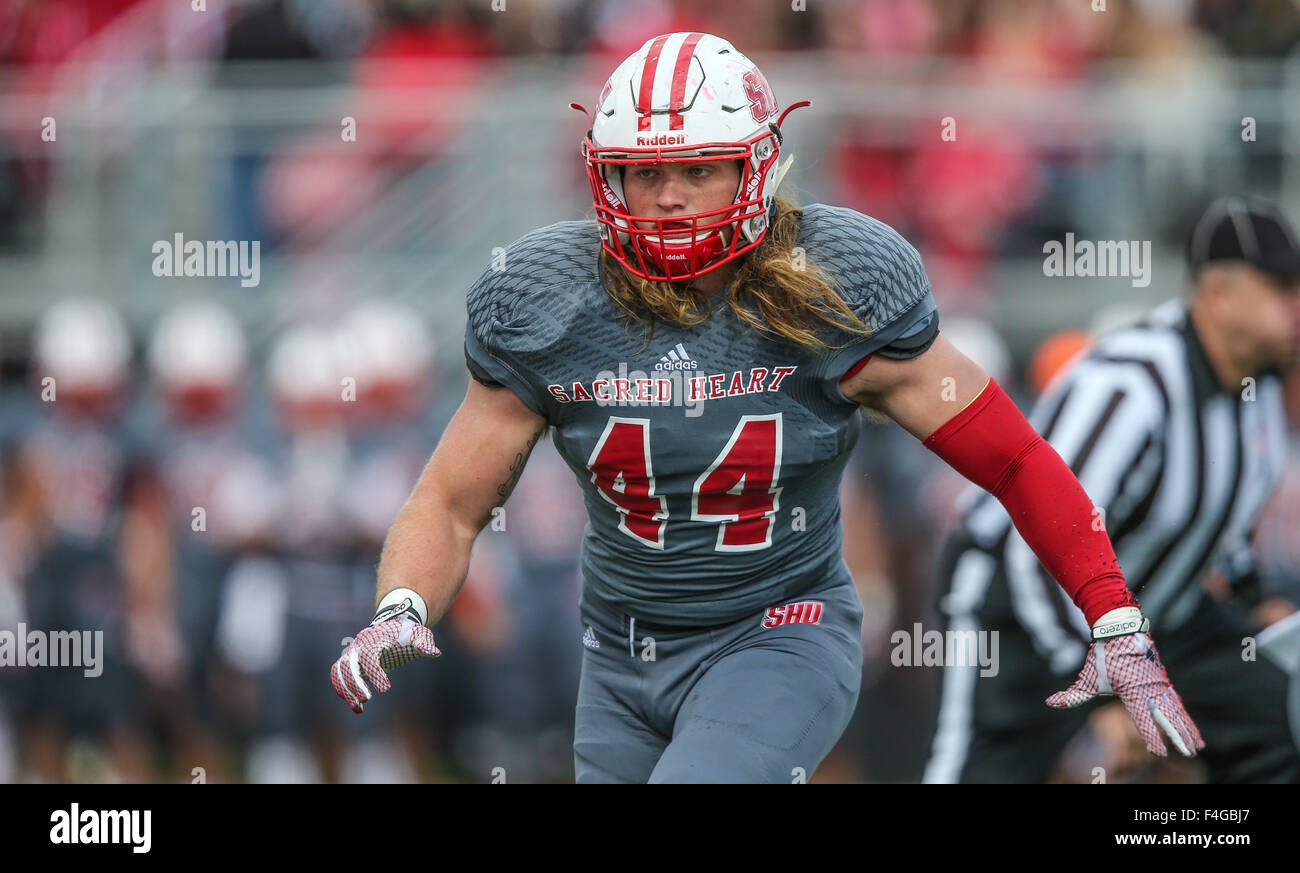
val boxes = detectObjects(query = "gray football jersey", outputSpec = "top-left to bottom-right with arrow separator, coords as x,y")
465,204 -> 937,626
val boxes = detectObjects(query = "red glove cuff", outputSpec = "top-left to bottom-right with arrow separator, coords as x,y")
924,379 -> 1139,626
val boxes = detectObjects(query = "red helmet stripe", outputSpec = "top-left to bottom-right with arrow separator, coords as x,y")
668,32 -> 704,131
637,34 -> 671,132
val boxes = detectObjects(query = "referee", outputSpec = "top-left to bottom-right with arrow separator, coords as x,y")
924,196 -> 1300,783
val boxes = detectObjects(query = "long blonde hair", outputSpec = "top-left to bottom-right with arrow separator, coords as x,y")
599,195 -> 873,353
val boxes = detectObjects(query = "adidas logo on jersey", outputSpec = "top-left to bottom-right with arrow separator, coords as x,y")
655,342 -> 698,371
582,626 -> 600,649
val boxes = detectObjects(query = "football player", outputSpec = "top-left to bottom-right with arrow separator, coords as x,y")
18,299 -> 155,782
251,322 -> 412,783
143,300 -> 273,781
332,32 -> 1204,782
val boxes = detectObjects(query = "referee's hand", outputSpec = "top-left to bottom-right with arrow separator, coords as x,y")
1046,607 -> 1205,758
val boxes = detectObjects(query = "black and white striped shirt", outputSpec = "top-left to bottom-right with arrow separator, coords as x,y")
946,298 -> 1288,671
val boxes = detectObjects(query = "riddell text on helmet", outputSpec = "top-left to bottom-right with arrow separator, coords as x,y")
635,134 -> 688,146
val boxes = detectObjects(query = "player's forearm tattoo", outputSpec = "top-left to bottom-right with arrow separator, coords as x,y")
495,424 -> 546,503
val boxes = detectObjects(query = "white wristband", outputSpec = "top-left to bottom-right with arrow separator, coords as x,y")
1091,606 -> 1148,641
372,588 -> 429,628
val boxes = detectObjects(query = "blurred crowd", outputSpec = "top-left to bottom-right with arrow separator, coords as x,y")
6,0 -> 1300,64
1,0 -> 1299,783
3,0 -> 1300,315
4,0 -> 1300,248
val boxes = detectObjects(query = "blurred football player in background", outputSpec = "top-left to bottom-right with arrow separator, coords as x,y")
141,300 -> 277,782
14,299 -> 155,782
247,322 -> 409,783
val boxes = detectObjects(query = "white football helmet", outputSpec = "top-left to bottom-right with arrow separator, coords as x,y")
148,300 -> 248,421
267,322 -> 348,430
338,300 -> 435,420
32,297 -> 131,414
575,32 -> 806,281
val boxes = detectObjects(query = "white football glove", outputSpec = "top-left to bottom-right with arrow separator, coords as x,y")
1046,607 -> 1205,758
330,589 -> 440,715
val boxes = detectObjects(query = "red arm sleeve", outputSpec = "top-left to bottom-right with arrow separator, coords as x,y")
923,378 -> 1139,626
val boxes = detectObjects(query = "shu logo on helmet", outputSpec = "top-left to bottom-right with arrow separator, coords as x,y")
636,134 -> 687,146
743,68 -> 777,124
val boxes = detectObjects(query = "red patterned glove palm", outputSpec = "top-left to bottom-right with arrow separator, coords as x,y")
1047,607 -> 1205,758
331,616 -> 440,714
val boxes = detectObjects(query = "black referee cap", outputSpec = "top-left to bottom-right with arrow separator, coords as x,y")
1187,195 -> 1300,283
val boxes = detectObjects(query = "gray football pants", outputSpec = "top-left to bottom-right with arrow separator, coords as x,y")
573,575 -> 864,783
